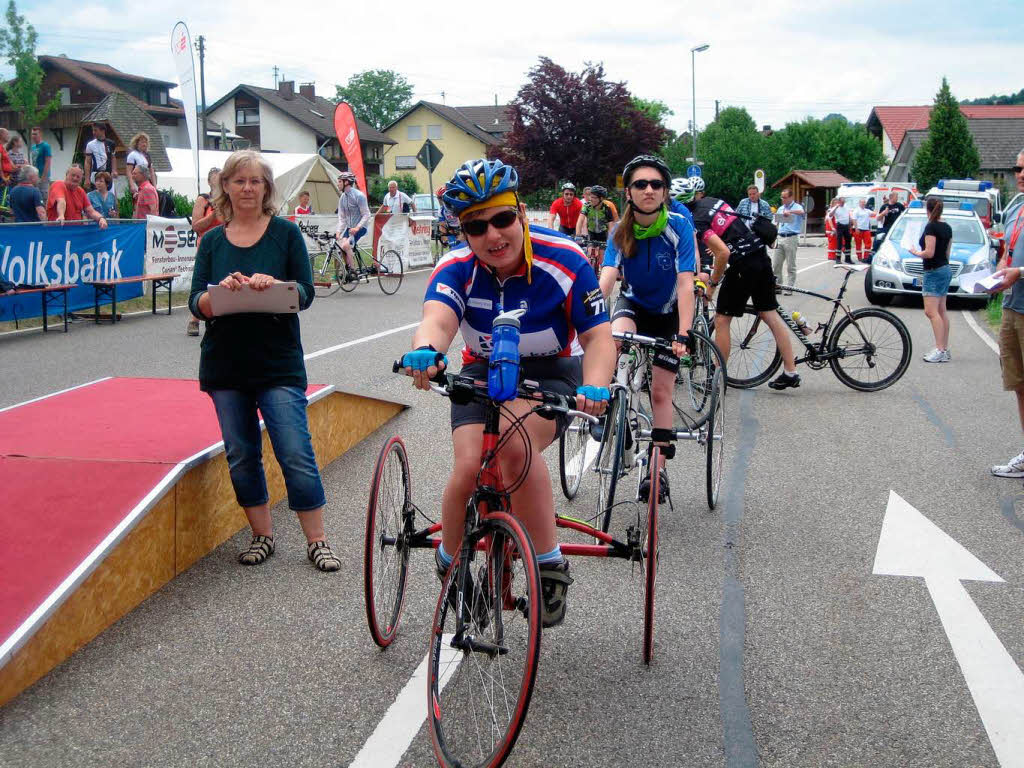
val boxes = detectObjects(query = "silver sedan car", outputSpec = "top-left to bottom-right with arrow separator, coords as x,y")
865,206 -> 999,307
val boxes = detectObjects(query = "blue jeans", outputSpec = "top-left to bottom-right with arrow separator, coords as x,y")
922,264 -> 952,297
209,386 -> 326,512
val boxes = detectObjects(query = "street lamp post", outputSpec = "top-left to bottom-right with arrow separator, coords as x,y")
691,43 -> 710,166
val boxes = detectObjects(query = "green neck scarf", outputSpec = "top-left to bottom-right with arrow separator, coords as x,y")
632,205 -> 668,239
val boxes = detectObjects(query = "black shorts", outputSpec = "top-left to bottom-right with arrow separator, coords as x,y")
450,356 -> 582,437
611,296 -> 677,341
716,254 -> 778,317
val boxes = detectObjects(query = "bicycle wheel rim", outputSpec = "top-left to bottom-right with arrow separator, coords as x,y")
828,309 -> 912,391
595,389 -> 626,533
312,253 -> 341,297
558,417 -> 589,500
676,327 -> 723,429
377,250 -> 404,295
643,447 -> 659,665
363,437 -> 411,647
427,513 -> 541,768
705,372 -> 725,510
720,308 -> 781,388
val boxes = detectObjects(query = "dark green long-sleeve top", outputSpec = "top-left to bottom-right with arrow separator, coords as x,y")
188,216 -> 314,392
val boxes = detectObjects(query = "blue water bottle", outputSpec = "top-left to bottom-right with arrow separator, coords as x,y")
488,310 -> 524,401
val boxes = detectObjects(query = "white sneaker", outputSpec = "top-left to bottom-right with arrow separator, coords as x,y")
992,450 -> 1024,478
940,349 -> 951,362
922,348 -> 947,363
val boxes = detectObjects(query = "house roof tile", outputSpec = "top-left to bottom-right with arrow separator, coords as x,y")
81,93 -> 171,172
772,170 -> 851,189
869,104 -> 1024,150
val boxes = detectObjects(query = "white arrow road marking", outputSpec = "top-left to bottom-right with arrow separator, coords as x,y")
348,635 -> 461,768
566,433 -> 602,480
873,491 -> 1024,768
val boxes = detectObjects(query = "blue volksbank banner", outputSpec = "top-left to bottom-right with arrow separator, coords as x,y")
0,222 -> 146,321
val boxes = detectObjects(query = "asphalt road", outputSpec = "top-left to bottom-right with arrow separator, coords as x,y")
1,245 -> 1022,768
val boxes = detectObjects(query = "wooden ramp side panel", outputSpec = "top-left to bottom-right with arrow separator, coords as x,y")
0,391 -> 404,707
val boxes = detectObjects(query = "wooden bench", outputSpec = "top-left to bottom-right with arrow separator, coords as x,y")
3,284 -> 76,332
83,273 -> 180,324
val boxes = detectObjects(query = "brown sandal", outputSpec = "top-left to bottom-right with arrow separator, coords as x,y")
307,540 -> 340,572
238,534 -> 274,565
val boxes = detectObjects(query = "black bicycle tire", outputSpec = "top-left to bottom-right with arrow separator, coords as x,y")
558,417 -> 589,500
828,307 -> 912,392
643,447 -> 660,665
376,249 -> 404,295
681,312 -> 711,415
596,388 -> 626,534
676,328 -> 726,429
720,306 -> 782,389
311,252 -> 341,297
363,436 -> 411,648
427,512 -> 542,768
705,370 -> 725,510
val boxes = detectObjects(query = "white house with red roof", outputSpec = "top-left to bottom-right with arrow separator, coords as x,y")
867,105 -> 1024,160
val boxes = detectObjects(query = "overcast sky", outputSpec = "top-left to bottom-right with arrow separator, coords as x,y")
13,0 -> 1022,135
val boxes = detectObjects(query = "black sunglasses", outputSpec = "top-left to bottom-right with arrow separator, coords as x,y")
462,209 -> 520,237
1014,165 -> 1024,174
630,179 -> 666,191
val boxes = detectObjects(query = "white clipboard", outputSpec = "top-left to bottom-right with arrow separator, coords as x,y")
207,282 -> 301,315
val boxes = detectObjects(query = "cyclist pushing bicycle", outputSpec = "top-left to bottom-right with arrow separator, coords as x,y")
598,154 -> 698,502
334,171 -> 370,281
673,176 -> 801,391
399,158 -> 616,628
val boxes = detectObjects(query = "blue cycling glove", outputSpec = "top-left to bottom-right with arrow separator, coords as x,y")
402,346 -> 447,372
576,385 -> 610,403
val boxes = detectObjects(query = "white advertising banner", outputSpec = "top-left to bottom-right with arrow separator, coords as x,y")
292,214 -> 343,254
380,214 -> 433,268
145,216 -> 197,291
170,22 -> 199,197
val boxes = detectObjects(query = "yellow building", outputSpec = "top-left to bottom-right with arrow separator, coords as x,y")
381,102 -> 512,192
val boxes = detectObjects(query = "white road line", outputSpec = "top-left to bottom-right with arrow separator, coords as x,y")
962,310 -> 999,356
304,322 -> 419,361
0,377 -> 112,414
797,260 -> 830,275
348,635 -> 461,768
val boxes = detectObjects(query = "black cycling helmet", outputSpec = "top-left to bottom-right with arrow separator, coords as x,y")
590,185 -> 608,198
622,154 -> 671,186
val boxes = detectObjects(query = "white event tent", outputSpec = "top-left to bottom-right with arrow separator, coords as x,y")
161,148 -> 341,215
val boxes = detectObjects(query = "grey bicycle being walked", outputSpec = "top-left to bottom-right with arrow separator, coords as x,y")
309,232 -> 404,296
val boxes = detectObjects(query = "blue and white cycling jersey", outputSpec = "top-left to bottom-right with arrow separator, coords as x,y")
602,211 -> 697,314
425,225 -> 609,365
668,198 -> 695,225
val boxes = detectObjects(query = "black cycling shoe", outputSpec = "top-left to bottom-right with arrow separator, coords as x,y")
539,559 -> 574,628
638,468 -> 670,504
590,417 -> 604,442
768,371 -> 801,390
436,549 -> 490,629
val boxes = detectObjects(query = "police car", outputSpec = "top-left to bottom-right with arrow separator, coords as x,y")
864,200 -> 999,307
925,179 -> 1003,232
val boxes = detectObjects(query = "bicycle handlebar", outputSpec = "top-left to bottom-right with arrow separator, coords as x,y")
391,361 -> 599,424
611,330 -> 677,351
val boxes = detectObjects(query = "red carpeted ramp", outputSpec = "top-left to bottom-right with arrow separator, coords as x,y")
0,377 -> 404,706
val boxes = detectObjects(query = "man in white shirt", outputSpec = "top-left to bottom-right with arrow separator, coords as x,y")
832,197 -> 852,264
772,188 -> 805,294
377,180 -> 416,216
83,123 -> 117,189
851,199 -> 874,262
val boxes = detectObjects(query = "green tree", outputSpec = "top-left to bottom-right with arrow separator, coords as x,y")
367,173 -> 419,205
769,116 -> 884,183
0,0 -> 59,133
911,77 -> 981,191
334,70 -> 414,130
631,97 -> 674,142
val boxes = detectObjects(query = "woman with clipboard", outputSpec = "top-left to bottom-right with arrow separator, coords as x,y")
189,149 -> 340,572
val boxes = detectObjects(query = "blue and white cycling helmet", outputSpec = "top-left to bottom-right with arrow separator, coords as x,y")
689,175 -> 705,194
442,158 -> 520,216
670,176 -> 695,202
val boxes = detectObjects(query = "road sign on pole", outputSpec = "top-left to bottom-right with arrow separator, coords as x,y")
417,140 -> 443,173
687,164 -> 702,178
754,169 -> 765,193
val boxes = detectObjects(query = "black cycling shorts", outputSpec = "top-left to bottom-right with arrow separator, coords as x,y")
716,254 -> 778,317
611,296 -> 678,341
450,356 -> 582,438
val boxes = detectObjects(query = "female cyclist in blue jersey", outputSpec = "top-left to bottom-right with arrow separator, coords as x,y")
598,155 -> 698,501
399,158 -> 616,628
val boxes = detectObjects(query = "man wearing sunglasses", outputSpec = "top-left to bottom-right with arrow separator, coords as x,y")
401,158 -> 615,629
990,151 -> 1024,478
598,154 -> 697,503
547,182 -> 583,236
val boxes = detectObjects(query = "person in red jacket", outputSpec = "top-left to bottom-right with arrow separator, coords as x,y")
132,165 -> 159,218
546,182 -> 583,236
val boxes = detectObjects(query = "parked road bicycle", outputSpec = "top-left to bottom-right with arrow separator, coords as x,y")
721,264 -> 911,391
574,236 -> 606,275
308,232 -> 404,296
365,328 -> 668,767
